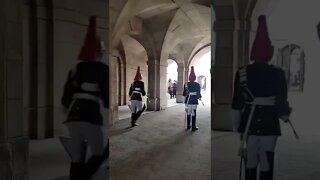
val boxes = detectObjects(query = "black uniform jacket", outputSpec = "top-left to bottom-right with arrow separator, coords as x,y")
232,63 -> 291,136
61,61 -> 109,125
129,81 -> 146,101
183,81 -> 202,105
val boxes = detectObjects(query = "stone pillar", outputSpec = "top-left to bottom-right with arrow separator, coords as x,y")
26,1 -> 54,139
159,62 -> 168,109
176,63 -> 185,103
0,0 -> 29,179
212,19 -> 251,130
120,62 -> 126,105
147,60 -> 160,111
109,55 -> 119,125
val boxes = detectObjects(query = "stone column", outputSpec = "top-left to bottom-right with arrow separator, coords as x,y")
109,55 -> 119,125
176,63 -> 185,103
120,62 -> 126,105
147,60 -> 160,111
212,19 -> 251,130
159,62 -> 168,109
0,0 -> 29,179
27,1 -> 54,139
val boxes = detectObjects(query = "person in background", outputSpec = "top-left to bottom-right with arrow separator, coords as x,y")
172,80 -> 177,98
128,66 -> 146,127
168,78 -> 173,99
183,66 -> 202,131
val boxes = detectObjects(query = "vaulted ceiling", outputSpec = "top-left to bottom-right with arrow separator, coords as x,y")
110,0 -> 211,66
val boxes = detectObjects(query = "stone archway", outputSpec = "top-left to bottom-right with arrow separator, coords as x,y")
110,0 -> 212,112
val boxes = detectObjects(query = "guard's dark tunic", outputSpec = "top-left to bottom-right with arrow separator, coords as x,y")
183,81 -> 202,105
232,63 -> 291,135
61,61 -> 109,125
129,81 -> 146,101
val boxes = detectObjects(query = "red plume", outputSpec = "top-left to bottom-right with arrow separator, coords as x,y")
78,16 -> 98,61
134,66 -> 142,81
189,66 -> 196,81
250,15 -> 274,62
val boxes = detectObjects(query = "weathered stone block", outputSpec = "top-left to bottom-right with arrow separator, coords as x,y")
0,138 -> 29,180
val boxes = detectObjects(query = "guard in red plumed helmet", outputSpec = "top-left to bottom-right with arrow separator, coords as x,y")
183,66 -> 202,131
231,15 -> 291,180
61,16 -> 109,180
128,66 -> 146,127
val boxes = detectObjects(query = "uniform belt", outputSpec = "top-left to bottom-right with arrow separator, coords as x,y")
81,82 -> 100,92
73,93 -> 100,103
132,91 -> 142,94
245,96 -> 275,106
189,92 -> 197,95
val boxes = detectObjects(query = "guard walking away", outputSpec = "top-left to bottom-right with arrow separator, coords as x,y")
231,15 -> 291,180
61,16 -> 109,180
129,66 -> 146,127
183,66 -> 202,131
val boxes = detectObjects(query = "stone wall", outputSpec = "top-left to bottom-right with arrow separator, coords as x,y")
21,0 -> 108,137
1,0 -> 29,179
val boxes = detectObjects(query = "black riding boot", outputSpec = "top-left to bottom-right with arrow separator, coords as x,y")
70,140 -> 87,180
191,110 -> 198,131
70,162 -> 84,180
186,115 -> 191,129
83,146 -> 109,180
260,151 -> 274,180
245,168 -> 257,180
131,113 -> 138,127
132,104 -> 145,127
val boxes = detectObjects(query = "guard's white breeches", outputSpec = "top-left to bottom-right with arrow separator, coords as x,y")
129,100 -> 143,113
246,135 -> 277,171
66,122 -> 105,163
186,104 -> 197,116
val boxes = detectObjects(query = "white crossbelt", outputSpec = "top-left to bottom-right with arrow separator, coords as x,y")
189,92 -> 197,96
245,96 -> 275,106
73,93 -> 100,103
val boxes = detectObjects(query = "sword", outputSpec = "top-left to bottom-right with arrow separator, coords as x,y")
199,99 -> 204,106
238,103 -> 256,180
184,110 -> 187,128
283,108 -> 299,139
288,120 -> 299,139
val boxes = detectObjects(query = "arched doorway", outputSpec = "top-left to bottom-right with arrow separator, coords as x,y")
277,44 -> 306,92
189,50 -> 212,105
167,59 -> 178,106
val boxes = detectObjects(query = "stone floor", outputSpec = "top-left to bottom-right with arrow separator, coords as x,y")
28,91 -> 320,180
109,103 -> 211,180
29,98 -> 183,180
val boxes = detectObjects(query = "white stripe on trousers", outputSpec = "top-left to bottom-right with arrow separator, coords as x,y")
186,104 -> 197,116
65,122 -> 105,163
129,100 -> 143,113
